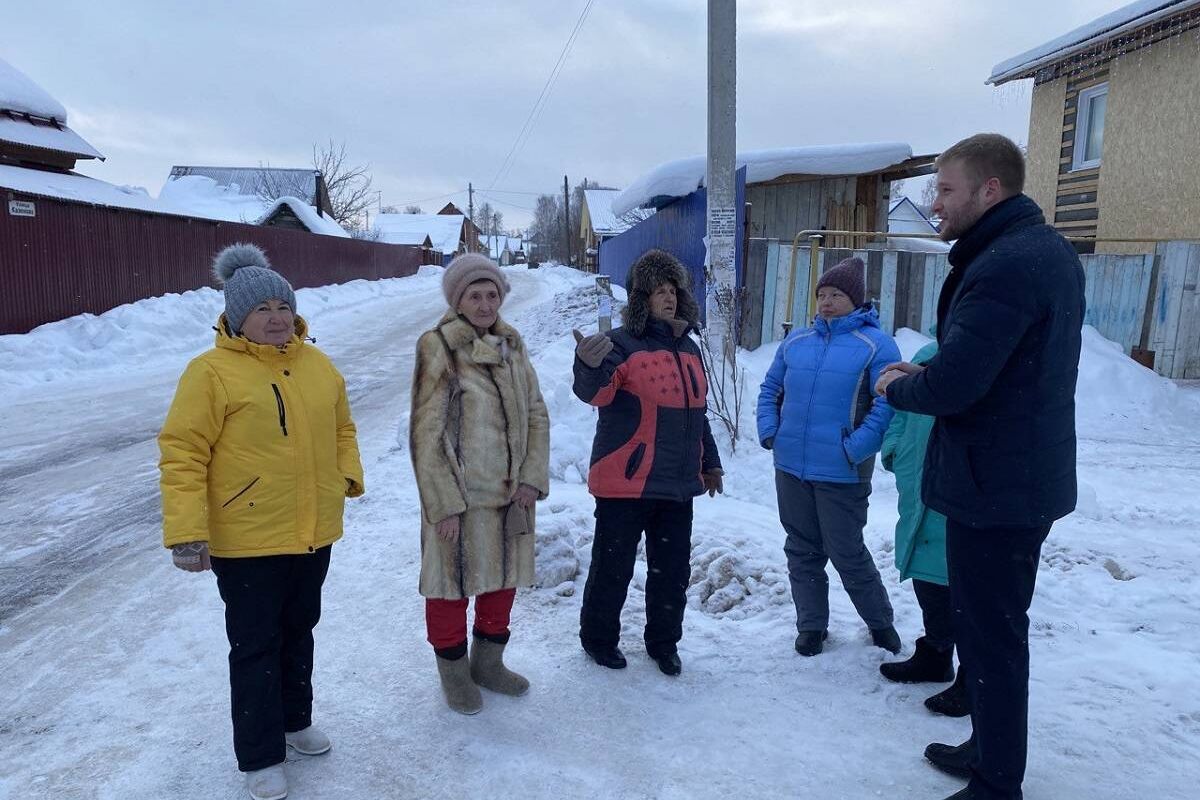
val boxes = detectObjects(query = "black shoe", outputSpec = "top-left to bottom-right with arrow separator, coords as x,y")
941,787 -> 978,799
924,739 -> 975,779
870,625 -> 902,654
925,669 -> 971,717
794,630 -> 828,657
651,652 -> 682,676
879,637 -> 955,683
584,645 -> 627,670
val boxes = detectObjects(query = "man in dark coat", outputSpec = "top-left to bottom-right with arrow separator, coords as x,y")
876,134 -> 1086,800
572,249 -> 724,677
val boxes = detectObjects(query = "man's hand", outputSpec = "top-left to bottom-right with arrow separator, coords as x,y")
513,483 -> 539,509
171,541 -> 211,572
702,469 -> 724,498
573,329 -> 614,369
435,515 -> 461,544
875,361 -> 925,396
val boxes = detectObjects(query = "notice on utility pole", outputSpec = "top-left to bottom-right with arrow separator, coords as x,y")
708,206 -> 736,239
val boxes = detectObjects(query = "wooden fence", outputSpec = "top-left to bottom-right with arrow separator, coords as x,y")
743,239 -> 1200,380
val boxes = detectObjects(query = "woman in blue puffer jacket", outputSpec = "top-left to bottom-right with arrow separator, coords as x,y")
757,256 -> 902,657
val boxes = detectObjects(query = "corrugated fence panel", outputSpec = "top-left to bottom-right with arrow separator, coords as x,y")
0,195 -> 424,334
598,168 -> 746,321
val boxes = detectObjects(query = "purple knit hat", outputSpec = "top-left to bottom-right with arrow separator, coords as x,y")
815,256 -> 866,307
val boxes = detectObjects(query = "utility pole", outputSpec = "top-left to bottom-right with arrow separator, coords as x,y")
705,0 -> 736,354
467,182 -> 475,253
563,175 -> 572,268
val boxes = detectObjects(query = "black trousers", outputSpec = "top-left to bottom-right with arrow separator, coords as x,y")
946,519 -> 1050,800
912,578 -> 954,652
579,497 -> 693,657
211,546 -> 332,772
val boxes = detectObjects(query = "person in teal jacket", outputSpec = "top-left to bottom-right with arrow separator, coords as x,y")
877,338 -> 967,717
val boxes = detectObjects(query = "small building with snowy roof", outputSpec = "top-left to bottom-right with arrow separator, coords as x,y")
580,188 -> 653,271
610,142 -> 936,250
0,57 -> 104,172
988,0 -> 1200,253
257,196 -> 349,237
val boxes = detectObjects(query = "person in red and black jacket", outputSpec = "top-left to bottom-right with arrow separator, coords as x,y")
572,249 -> 723,677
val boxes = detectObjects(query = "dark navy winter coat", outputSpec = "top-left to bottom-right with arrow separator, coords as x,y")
573,318 -> 721,501
757,306 -> 901,484
886,194 -> 1086,529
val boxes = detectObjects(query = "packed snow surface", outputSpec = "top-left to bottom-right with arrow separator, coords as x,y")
1,266 -> 1197,799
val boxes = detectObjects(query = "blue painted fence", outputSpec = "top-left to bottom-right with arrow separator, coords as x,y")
598,167 -> 747,319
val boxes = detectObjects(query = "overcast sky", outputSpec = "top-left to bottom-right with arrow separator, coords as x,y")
6,0 -> 1127,228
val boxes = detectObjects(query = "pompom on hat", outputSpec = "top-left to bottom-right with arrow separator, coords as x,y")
212,243 -> 296,333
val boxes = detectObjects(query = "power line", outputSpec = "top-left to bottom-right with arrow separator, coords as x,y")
486,0 -> 597,192
386,189 -> 466,209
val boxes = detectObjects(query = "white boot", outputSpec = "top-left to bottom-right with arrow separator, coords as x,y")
285,724 -> 332,756
246,764 -> 288,800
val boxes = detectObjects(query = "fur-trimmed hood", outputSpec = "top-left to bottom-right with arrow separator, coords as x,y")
620,249 -> 700,338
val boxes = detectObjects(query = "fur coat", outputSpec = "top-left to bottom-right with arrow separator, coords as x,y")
410,311 -> 550,599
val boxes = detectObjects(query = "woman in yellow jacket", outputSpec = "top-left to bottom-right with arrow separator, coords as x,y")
158,243 -> 364,800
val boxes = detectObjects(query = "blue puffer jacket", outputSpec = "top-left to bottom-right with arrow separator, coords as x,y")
757,306 -> 901,483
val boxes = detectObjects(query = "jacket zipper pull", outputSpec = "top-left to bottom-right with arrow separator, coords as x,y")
271,384 -> 289,437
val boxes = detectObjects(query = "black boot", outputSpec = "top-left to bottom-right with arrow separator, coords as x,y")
924,739 -> 975,779
879,637 -> 954,683
650,651 -> 682,676
925,669 -> 971,717
870,625 -> 902,654
583,645 -> 627,670
794,630 -> 828,657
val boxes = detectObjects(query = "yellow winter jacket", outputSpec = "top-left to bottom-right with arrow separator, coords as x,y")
158,316 -> 364,558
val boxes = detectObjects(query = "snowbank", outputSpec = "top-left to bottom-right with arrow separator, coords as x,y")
612,142 -> 913,216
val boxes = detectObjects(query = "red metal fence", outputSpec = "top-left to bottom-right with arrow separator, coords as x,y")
0,194 -> 429,334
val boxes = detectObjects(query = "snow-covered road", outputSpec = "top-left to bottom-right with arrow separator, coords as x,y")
1,266 -> 1197,799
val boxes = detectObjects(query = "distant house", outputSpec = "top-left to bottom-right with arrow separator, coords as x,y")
580,188 -> 650,272
438,201 -> 483,250
372,213 -> 472,264
0,57 -> 104,173
484,234 -> 528,266
988,0 -> 1200,253
886,196 -> 949,253
166,165 -> 334,217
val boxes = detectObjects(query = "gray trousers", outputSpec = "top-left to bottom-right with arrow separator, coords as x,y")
776,470 -> 894,633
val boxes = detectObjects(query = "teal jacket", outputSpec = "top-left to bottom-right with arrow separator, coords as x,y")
880,342 -> 947,585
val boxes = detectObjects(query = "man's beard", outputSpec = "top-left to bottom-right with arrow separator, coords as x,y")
938,194 -> 986,242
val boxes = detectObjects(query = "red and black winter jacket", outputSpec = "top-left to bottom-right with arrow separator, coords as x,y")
573,318 -> 722,501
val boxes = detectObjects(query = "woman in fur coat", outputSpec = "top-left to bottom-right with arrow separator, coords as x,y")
410,253 -> 550,715
572,249 -> 724,677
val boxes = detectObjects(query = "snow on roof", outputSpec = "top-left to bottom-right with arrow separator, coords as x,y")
157,175 -> 274,223
0,164 -> 160,212
256,196 -> 349,238
612,143 -> 914,217
372,213 -> 465,254
583,189 -> 636,236
0,114 -> 104,160
0,57 -> 104,161
166,166 -> 323,206
0,57 -> 67,121
988,0 -> 1200,84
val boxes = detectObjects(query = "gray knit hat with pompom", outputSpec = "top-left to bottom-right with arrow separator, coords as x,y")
212,243 -> 296,332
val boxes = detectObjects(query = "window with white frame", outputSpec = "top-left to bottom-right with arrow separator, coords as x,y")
1072,83 -> 1108,170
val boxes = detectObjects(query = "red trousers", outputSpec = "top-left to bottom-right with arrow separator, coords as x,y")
425,588 -> 516,649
